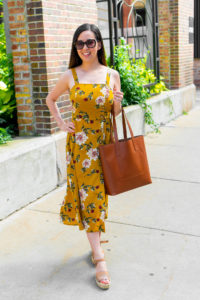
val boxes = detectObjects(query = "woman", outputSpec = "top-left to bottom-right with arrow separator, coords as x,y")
46,23 -> 123,289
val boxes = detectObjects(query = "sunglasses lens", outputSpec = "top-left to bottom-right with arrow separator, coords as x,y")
75,41 -> 84,50
75,39 -> 96,50
86,39 -> 96,48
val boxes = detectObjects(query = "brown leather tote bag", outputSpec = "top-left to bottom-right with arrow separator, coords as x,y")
99,106 -> 152,195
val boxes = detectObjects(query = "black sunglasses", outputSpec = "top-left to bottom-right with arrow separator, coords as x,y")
74,39 -> 97,50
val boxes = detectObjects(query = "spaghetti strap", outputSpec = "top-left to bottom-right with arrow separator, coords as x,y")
106,69 -> 111,86
71,68 -> 79,84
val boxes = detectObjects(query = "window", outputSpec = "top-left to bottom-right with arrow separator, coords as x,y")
194,0 -> 200,58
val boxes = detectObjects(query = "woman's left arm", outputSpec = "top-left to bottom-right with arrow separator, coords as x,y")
112,69 -> 124,116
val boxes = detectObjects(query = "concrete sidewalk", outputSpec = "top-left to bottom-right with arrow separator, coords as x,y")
1,97 -> 200,300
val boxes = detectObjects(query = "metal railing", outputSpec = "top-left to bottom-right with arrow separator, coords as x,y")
97,0 -> 160,88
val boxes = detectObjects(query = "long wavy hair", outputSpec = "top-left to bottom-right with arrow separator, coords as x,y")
68,23 -> 107,68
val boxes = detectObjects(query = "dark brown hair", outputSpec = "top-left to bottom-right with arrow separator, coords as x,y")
68,23 -> 107,68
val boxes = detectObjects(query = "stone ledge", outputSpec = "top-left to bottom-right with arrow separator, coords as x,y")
118,84 -> 196,138
0,132 -> 66,220
0,84 -> 196,219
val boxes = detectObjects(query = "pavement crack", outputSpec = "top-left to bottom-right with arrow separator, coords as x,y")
26,208 -> 200,239
162,126 -> 200,129
107,220 -> 200,238
26,208 -> 59,215
151,176 -> 200,185
146,142 -> 200,148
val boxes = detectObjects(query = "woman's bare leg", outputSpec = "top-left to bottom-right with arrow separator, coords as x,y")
86,231 -> 109,284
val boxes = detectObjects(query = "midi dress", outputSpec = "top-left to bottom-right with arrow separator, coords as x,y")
60,67 -> 114,233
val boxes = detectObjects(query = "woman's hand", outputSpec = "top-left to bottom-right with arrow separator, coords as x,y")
113,87 -> 123,115
111,70 -> 123,116
113,88 -> 123,104
58,119 -> 75,133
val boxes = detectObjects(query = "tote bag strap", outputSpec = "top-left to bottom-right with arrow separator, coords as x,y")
111,105 -> 128,140
111,105 -> 137,151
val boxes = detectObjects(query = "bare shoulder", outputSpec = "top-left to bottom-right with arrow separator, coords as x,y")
108,67 -> 119,77
57,68 -> 74,90
107,67 -> 121,89
60,68 -> 73,81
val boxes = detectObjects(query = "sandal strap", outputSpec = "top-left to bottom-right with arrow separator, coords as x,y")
96,271 -> 110,281
94,258 -> 105,264
100,240 -> 109,244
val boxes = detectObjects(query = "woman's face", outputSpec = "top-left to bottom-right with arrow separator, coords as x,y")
75,30 -> 101,63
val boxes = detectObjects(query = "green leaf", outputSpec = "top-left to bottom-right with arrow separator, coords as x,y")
112,41 -> 170,132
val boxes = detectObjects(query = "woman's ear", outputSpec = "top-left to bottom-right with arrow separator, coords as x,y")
97,41 -> 102,51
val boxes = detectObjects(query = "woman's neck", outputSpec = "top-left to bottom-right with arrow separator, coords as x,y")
79,60 -> 102,72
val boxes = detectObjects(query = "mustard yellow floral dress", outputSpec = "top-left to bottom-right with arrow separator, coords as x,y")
60,67 -> 113,232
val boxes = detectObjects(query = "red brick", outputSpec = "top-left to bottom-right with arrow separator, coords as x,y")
21,57 -> 29,63
30,49 -> 37,55
16,15 -> 25,21
18,118 -> 32,124
29,36 -> 36,42
9,15 -> 15,21
7,1 -> 16,7
23,73 -> 30,78
18,105 -> 32,111
10,30 -> 17,35
25,112 -> 33,117
13,57 -> 20,64
12,44 -> 18,50
10,22 -> 25,29
15,78 -> 30,85
27,2 -> 42,8
17,0 -> 24,6
18,125 -> 25,131
26,126 -> 34,131
13,50 -> 27,57
28,23 -> 36,29
9,7 -> 24,14
17,112 -> 25,117
21,44 -> 27,49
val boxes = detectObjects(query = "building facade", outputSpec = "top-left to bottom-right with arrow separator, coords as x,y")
3,0 -> 196,136
194,0 -> 200,87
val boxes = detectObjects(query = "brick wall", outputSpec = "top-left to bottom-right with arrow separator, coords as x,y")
6,0 -> 195,136
178,0 -> 194,87
158,0 -> 194,89
97,1 -> 110,57
7,0 -> 34,134
7,0 -> 97,136
41,1 -> 97,134
194,58 -> 200,87
158,0 -> 171,88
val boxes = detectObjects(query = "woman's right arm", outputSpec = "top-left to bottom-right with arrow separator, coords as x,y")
46,70 -> 75,133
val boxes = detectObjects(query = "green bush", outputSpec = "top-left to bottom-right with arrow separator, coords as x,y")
0,0 -> 18,144
108,38 -> 169,133
0,127 -> 12,144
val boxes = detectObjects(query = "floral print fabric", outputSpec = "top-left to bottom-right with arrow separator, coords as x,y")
60,68 -> 113,232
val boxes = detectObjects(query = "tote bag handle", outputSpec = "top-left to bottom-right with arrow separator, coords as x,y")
110,105 -> 137,151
